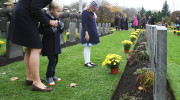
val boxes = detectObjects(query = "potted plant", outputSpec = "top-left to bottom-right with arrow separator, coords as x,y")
131,32 -> 138,37
130,35 -> 137,44
102,54 -> 122,74
0,41 -> 4,49
177,31 -> 180,36
121,40 -> 133,53
110,27 -> 114,33
173,30 -> 176,35
136,29 -> 141,32
66,32 -> 70,41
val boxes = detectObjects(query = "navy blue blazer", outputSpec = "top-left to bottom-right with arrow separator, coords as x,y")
39,13 -> 64,56
80,10 -> 99,44
8,0 -> 52,48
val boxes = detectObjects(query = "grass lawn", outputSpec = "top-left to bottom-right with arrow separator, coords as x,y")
167,32 -> 180,100
0,30 -> 135,99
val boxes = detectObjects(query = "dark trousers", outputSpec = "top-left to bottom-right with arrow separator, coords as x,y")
134,26 -> 137,31
46,54 -> 58,78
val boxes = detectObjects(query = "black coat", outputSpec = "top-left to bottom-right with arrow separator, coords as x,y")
81,10 -> 99,44
151,16 -> 156,25
8,0 -> 52,48
39,13 -> 64,56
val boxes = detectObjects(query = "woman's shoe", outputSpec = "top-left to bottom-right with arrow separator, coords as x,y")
31,84 -> 52,92
90,62 -> 98,66
26,79 -> 45,86
84,63 -> 94,68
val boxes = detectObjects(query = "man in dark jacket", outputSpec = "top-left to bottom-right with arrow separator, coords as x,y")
137,12 -> 141,28
115,15 -> 120,30
120,16 -> 124,30
124,16 -> 128,30
69,8 -> 78,23
0,2 -> 12,38
151,14 -> 156,25
77,11 -> 81,33
141,16 -> 146,29
60,8 -> 70,31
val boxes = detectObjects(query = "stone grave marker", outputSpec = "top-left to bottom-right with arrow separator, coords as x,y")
69,22 -> 76,42
6,22 -> 23,59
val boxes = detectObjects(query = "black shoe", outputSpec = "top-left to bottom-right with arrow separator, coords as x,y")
90,62 -> 97,66
84,63 -> 94,68
26,79 -> 45,86
31,84 -> 52,92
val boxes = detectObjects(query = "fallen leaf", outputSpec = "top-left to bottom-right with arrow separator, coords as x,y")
2,72 -> 6,75
10,77 -> 19,81
138,86 -> 144,90
70,83 -> 76,87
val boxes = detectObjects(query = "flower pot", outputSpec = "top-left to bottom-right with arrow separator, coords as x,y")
111,67 -> 119,74
124,50 -> 129,53
174,32 -> 176,35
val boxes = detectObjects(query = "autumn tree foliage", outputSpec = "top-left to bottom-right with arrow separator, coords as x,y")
170,11 -> 180,23
96,5 -> 125,23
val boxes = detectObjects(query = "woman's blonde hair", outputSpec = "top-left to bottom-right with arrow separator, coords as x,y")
49,0 -> 63,10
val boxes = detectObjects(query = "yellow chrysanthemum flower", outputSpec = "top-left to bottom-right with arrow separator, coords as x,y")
0,41 -> 4,44
66,32 -> 70,35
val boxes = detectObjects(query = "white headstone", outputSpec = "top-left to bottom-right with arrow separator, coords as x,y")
69,22 -> 76,42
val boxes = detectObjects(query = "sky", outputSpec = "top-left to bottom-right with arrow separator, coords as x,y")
61,0 -> 180,12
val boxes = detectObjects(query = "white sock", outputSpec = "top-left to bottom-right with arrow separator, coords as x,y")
84,46 -> 91,64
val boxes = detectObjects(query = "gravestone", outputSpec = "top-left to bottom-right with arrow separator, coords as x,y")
60,31 -> 65,44
98,23 -> 101,36
102,23 -> 105,35
69,22 -> 76,42
146,24 -> 151,53
6,22 -> 23,59
60,23 -> 65,44
153,26 -> 167,100
105,23 -> 108,34
150,25 -> 156,72
108,23 -> 111,34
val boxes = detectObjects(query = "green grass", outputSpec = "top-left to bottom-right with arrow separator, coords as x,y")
0,31 -> 135,99
167,32 -> 180,100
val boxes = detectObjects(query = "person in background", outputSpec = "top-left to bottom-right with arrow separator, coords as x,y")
151,14 -> 156,25
0,2 -> 12,38
77,11 -> 81,33
134,16 -> 138,31
60,8 -> 70,35
137,12 -> 141,29
175,17 -> 179,31
120,16 -> 124,30
115,14 -> 120,30
8,0 -> 58,92
141,16 -> 146,29
147,16 -> 151,24
39,0 -> 64,86
81,0 -> 99,68
124,15 -> 128,30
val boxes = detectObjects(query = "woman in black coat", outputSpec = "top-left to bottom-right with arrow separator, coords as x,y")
8,0 -> 58,92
